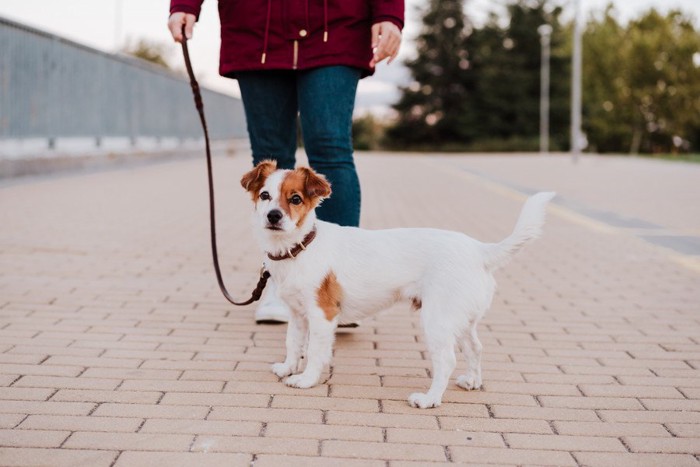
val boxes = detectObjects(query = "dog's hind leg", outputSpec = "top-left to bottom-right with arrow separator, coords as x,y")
408,308 -> 457,409
456,321 -> 483,390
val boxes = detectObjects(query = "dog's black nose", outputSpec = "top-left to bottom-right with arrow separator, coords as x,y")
267,209 -> 283,225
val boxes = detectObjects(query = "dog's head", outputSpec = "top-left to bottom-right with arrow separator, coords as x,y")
241,160 -> 332,234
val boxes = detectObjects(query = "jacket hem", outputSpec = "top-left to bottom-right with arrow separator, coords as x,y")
220,59 -> 375,79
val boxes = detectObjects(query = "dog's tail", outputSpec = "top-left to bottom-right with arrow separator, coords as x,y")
483,192 -> 556,272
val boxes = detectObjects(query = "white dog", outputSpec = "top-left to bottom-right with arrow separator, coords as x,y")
241,160 -> 554,408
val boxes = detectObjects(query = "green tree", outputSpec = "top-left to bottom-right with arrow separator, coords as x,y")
471,0 -> 569,148
580,7 -> 630,152
387,0 -> 699,154
583,7 -> 700,153
386,0 -> 569,151
386,0 -> 474,148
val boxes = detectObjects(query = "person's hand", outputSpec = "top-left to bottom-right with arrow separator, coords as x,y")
168,12 -> 196,43
370,21 -> 402,67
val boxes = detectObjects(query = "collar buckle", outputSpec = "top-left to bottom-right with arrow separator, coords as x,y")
267,227 -> 317,261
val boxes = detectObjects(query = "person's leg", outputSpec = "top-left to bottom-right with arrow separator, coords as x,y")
237,71 -> 299,324
297,66 -> 362,227
237,71 -> 298,170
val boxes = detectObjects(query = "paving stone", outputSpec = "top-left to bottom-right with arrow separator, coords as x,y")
1,153 -> 699,465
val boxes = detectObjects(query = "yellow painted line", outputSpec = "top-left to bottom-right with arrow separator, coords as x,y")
671,255 -> 700,274
545,203 -> 617,234
420,157 -> 615,234
420,157 -> 700,274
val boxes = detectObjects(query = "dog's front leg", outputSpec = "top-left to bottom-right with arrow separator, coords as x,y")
285,309 -> 336,389
271,313 -> 307,378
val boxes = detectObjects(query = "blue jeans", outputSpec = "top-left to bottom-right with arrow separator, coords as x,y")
237,66 -> 362,227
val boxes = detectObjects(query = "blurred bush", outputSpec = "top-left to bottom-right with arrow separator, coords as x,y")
352,113 -> 385,151
121,38 -> 172,70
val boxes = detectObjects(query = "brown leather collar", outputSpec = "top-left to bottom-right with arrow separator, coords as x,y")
267,228 -> 317,261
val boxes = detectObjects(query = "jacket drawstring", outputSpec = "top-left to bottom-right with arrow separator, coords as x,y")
261,0 -> 327,64
323,0 -> 328,42
261,0 -> 272,63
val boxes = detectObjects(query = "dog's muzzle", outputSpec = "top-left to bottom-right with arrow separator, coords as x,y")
267,209 -> 283,229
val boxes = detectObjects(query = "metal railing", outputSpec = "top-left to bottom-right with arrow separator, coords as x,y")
0,15 -> 246,154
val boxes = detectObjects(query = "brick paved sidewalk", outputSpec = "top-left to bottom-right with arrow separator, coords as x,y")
0,153 -> 698,466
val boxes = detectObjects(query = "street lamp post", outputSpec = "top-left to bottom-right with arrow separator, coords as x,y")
571,0 -> 583,162
538,24 -> 552,154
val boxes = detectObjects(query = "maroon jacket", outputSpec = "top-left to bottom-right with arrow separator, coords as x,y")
170,0 -> 404,78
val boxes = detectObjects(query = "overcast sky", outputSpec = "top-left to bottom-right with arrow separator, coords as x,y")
1,0 -> 698,114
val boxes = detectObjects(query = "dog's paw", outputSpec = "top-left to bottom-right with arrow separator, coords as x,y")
284,373 -> 318,389
408,392 -> 441,409
456,373 -> 482,391
271,362 -> 294,378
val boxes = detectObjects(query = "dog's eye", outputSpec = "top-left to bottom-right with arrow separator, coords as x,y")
289,194 -> 303,206
259,191 -> 271,201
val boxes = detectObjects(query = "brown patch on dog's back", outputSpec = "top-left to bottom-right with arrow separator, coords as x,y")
411,297 -> 422,310
240,160 -> 277,200
317,271 -> 342,321
280,168 -> 331,226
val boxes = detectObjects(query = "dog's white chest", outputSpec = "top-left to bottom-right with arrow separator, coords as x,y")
270,265 -> 316,314
280,288 -> 305,312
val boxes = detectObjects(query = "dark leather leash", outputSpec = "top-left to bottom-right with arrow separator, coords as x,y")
180,25 -> 270,306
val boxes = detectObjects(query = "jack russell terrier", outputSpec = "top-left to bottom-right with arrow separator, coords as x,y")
241,160 -> 554,408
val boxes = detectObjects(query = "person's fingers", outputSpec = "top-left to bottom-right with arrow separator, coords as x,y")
386,33 -> 402,64
184,14 -> 196,39
370,27 -> 390,66
371,23 -> 381,49
167,13 -> 195,43
384,35 -> 397,58
370,22 -> 401,67
374,42 -> 390,65
168,13 -> 184,42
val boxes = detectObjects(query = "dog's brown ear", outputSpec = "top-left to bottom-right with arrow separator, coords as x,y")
298,167 -> 332,200
241,160 -> 277,195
